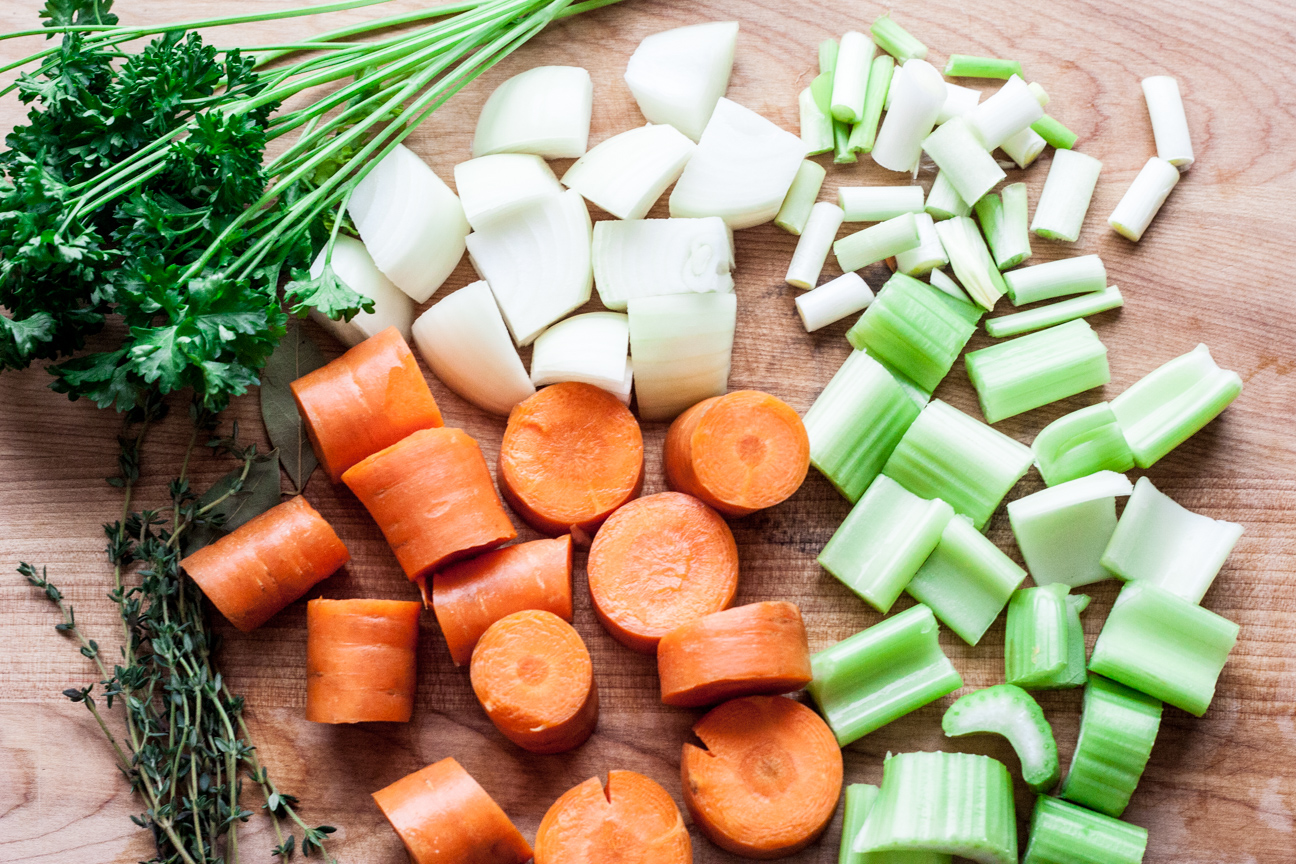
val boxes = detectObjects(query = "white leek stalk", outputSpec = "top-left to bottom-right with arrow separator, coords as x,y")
967,75 -> 1044,151
308,235 -> 415,347
472,66 -> 593,158
925,170 -> 970,220
838,186 -> 925,222
1031,149 -> 1103,242
796,272 -> 875,331
1001,126 -> 1047,169
775,160 -> 828,235
1141,76 -> 1193,170
921,116 -> 1005,205
669,98 -> 806,229
800,87 -> 834,156
529,311 -> 630,400
561,123 -> 696,220
412,280 -> 534,416
936,82 -> 981,124
1004,255 -> 1107,305
628,292 -> 737,421
786,202 -> 845,289
1008,471 -> 1134,587
465,188 -> 592,345
872,59 -> 946,172
930,268 -> 972,304
895,212 -> 948,276
1028,81 -> 1050,107
834,212 -> 920,273
348,143 -> 470,303
624,21 -> 739,141
831,31 -> 875,123
592,217 -> 733,311
453,153 -> 560,231
934,216 -> 1005,309
1108,157 -> 1179,242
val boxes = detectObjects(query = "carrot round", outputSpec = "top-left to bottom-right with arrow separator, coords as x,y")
306,598 -> 421,724
586,492 -> 739,654
681,696 -> 843,859
342,427 -> 516,581
657,601 -> 812,708
432,536 -> 573,666
291,326 -> 444,483
181,495 -> 349,632
664,390 -> 810,517
498,382 -> 644,538
534,770 -> 691,864
469,609 -> 598,753
373,757 -> 532,864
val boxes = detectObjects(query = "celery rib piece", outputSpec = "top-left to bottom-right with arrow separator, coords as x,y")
1089,580 -> 1239,716
965,319 -> 1111,423
933,215 -> 1007,309
1031,115 -> 1078,149
944,55 -> 1023,79
975,183 -> 1032,270
986,285 -> 1122,338
1006,584 -> 1089,690
1004,254 -> 1106,305
776,159 -> 828,234
1109,343 -> 1243,468
870,13 -> 927,61
943,684 -> 1060,792
840,785 -> 953,864
883,399 -> 1034,530
1022,796 -> 1148,864
809,604 -> 963,746
1059,675 -> 1162,817
1031,402 -> 1136,486
819,475 -> 954,613
906,515 -> 1026,645
835,118 -> 859,163
854,751 -> 1017,864
848,54 -> 895,154
1007,471 -> 1133,587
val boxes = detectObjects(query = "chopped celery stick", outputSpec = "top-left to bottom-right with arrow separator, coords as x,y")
1005,584 -> 1089,690
921,116 -> 1006,205
1108,156 -> 1179,242
1032,402 -> 1136,486
967,76 -> 1044,151
944,55 -> 1023,79
804,350 -> 923,503
1003,255 -> 1107,305
776,160 -> 828,235
870,13 -> 928,61
906,515 -> 1026,645
1022,796 -> 1147,864
832,31 -> 875,123
895,213 -> 948,276
819,475 -> 954,613
854,751 -> 1017,864
1031,115 -> 1078,149
787,201 -> 846,289
925,170 -> 970,220
987,286 -> 1123,338
809,604 -> 962,745
933,216 -> 1007,309
848,54 -> 895,154
845,273 -> 977,392
1089,580 -> 1239,716
976,184 -> 1032,270
820,38 -> 840,76
1008,471 -> 1133,587
869,349 -> 938,407
1031,150 -> 1103,243
800,87 -> 835,156
929,268 -> 973,305
797,272 -> 876,333
943,684 -> 1060,792
842,784 -> 954,864
1110,343 -> 1243,468
839,186 -> 926,222
835,212 -> 921,272
1101,476 -> 1243,603
1001,126 -> 1047,169
1059,675 -> 1162,817
965,319 -> 1109,423
836,119 -> 860,163
883,399 -> 1034,530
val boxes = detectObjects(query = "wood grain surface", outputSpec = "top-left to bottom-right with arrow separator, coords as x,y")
2,1 -> 1295,862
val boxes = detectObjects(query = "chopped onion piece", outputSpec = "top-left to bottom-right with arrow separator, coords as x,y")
1031,149 -> 1102,243
529,311 -> 630,398
561,123 -> 695,220
786,202 -> 845,289
937,82 -> 981,124
1141,76 -> 1194,170
624,21 -> 739,141
838,185 -> 925,222
872,59 -> 946,173
308,235 -> 414,347
966,75 -> 1044,151
453,153 -> 561,230
925,170 -> 970,220
921,116 -> 1005,205
628,292 -> 737,421
1008,471 -> 1134,587
1108,157 -> 1179,242
895,212 -> 948,276
796,272 -> 875,332
775,160 -> 828,235
472,66 -> 593,158
831,31 -> 875,123
592,217 -> 733,311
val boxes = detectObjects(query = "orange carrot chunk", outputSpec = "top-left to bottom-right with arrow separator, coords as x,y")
682,695 -> 843,859
343,427 -> 516,581
657,601 -> 813,708
470,609 -> 598,754
181,496 -> 349,632
306,598 -> 421,724
534,770 -> 692,864
586,492 -> 739,654
499,382 -> 644,538
433,536 -> 573,666
373,757 -> 532,864
291,326 -> 444,483
664,390 -> 810,517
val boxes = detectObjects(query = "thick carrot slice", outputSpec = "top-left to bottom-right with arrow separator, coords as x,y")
342,427 -> 516,581
534,770 -> 691,864
291,326 -> 443,483
470,609 -> 598,753
657,601 -> 812,708
306,598 -> 421,723
499,382 -> 644,538
373,757 -> 532,864
586,492 -> 739,653
181,496 -> 349,632
682,696 -> 843,859
432,536 -> 573,666
664,390 -> 810,517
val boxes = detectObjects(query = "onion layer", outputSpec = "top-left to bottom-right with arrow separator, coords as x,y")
307,235 -> 415,347
592,217 -> 734,311
530,311 -> 630,401
453,153 -> 561,230
628,292 -> 737,421
561,124 -> 696,220
472,66 -> 593,159
624,21 -> 739,141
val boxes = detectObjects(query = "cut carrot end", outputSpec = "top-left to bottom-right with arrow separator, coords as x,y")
534,770 -> 691,864
470,609 -> 598,754
181,496 -> 349,632
306,598 -> 421,724
499,382 -> 644,536
587,492 -> 739,654
373,757 -> 532,864
290,327 -> 443,484
432,536 -> 573,666
657,601 -> 812,708
682,696 -> 843,859
664,390 -> 810,517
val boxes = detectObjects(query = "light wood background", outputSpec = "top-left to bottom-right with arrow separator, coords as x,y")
2,1 -> 1294,862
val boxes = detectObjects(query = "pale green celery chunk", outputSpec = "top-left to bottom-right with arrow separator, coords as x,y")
835,212 -> 921,272
841,785 -> 953,864
964,319 -> 1110,423
776,160 -> 828,233
1031,402 -> 1135,486
1007,470 -> 1133,587
943,684 -> 1060,791
975,183 -> 1031,270
1021,796 -> 1147,864
1003,254 -> 1106,305
1005,584 -> 1089,690
836,118 -> 859,163
932,215 -> 1007,309
986,285 -> 1122,338
924,169 -> 970,220
928,268 -> 973,305
1059,675 -> 1162,817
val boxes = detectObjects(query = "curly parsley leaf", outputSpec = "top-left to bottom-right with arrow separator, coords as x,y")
282,263 -> 373,322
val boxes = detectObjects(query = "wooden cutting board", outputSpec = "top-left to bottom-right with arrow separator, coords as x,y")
2,0 -> 1294,861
